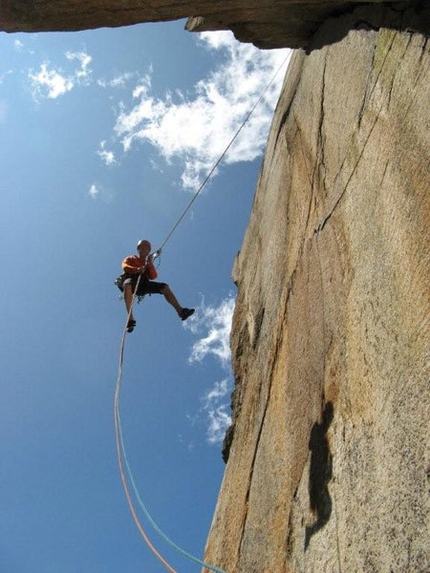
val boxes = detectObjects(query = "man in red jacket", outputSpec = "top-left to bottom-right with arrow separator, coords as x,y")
120,239 -> 194,332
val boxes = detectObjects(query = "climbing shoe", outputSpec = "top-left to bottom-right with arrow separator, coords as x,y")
180,308 -> 195,321
127,319 -> 136,333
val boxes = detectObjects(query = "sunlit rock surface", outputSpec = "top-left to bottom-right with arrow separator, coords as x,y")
207,21 -> 430,573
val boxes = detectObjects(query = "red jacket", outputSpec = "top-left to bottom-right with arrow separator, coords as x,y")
121,255 -> 158,280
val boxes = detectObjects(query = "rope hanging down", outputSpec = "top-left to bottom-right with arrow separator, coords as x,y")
114,266 -> 226,573
115,363 -> 225,573
114,54 -> 290,572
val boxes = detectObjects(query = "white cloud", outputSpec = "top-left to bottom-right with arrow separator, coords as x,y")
97,71 -> 135,89
113,31 -> 291,189
13,38 -> 35,55
206,404 -> 232,444
202,379 -> 232,445
87,182 -> 115,203
187,295 -> 235,367
97,141 -> 117,166
66,51 -> 92,82
29,51 -> 92,100
29,63 -> 74,99
186,296 -> 236,445
203,378 -> 231,404
14,39 -> 24,51
88,183 -> 100,199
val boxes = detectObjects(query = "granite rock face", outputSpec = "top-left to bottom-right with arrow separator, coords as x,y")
206,20 -> 430,573
1,0 -> 429,50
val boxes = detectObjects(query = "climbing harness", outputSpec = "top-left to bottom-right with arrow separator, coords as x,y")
114,53 -> 290,572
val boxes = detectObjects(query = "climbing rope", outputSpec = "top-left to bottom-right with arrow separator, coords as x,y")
114,53 -> 290,572
114,353 -> 177,573
115,374 -> 226,572
156,53 -> 291,254
114,291 -> 226,573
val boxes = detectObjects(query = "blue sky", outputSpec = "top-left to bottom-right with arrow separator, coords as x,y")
0,20 -> 289,573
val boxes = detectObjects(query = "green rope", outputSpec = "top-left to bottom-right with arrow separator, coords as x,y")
115,380 -> 226,572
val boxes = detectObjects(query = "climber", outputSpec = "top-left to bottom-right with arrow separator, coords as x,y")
117,239 -> 194,332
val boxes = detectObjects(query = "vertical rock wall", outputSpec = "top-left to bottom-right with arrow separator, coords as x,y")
205,25 -> 429,573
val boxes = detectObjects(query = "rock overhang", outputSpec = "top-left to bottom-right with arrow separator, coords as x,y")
0,1 -> 429,51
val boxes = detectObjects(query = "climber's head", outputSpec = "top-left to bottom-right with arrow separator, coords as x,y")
137,239 -> 151,256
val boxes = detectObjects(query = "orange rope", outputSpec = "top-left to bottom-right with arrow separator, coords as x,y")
114,325 -> 177,573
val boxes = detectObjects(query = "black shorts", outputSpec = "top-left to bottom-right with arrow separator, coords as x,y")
123,275 -> 167,296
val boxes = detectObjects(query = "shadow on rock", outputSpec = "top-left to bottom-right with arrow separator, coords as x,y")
305,401 -> 334,549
